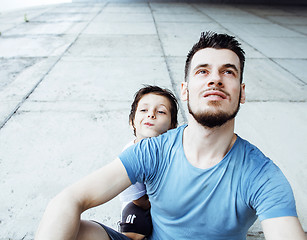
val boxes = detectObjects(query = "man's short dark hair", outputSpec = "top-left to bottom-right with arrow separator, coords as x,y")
129,85 -> 178,136
185,31 -> 245,83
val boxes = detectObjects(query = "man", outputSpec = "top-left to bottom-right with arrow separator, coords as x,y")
35,32 -> 306,240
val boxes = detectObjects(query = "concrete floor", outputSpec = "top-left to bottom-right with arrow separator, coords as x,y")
0,1 -> 306,239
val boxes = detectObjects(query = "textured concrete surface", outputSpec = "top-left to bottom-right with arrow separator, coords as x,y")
0,1 -> 306,239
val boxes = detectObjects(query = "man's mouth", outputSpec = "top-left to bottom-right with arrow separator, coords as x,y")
203,89 -> 228,99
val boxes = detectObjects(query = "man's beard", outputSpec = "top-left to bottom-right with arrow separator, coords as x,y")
187,91 -> 241,129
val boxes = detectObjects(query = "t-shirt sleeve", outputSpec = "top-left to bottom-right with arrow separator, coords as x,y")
119,182 -> 146,202
119,137 -> 160,185
245,150 -> 297,221
118,140 -> 147,202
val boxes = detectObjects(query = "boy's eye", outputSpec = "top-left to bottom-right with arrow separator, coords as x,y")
140,109 -> 147,112
157,111 -> 166,114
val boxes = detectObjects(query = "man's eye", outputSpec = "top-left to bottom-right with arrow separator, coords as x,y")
197,70 -> 208,75
224,70 -> 234,75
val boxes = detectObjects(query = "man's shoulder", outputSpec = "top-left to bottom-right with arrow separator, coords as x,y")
165,124 -> 187,136
133,125 -> 186,156
149,124 -> 186,143
129,125 -> 186,155
234,136 -> 282,181
235,136 -> 272,167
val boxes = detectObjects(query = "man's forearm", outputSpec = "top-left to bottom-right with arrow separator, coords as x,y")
35,191 -> 82,240
35,159 -> 131,240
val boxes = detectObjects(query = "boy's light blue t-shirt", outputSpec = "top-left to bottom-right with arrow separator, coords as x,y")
119,125 -> 297,240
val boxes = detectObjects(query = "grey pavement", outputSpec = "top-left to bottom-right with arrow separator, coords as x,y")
0,1 -> 306,239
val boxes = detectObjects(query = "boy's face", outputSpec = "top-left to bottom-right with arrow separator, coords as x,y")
133,93 -> 172,142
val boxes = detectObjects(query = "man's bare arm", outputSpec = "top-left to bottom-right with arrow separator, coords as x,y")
35,158 -> 131,240
262,216 -> 306,240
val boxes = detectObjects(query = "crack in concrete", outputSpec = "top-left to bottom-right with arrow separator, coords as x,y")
148,2 -> 188,124
0,3 -> 109,130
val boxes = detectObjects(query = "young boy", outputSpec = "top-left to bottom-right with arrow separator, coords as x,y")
119,85 -> 178,240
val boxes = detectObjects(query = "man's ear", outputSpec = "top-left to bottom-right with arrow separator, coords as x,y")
181,82 -> 188,101
240,83 -> 246,104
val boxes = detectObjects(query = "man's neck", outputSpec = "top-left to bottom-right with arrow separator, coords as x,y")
183,116 -> 237,169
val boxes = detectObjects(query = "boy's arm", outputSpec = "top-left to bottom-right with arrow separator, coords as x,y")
35,158 -> 131,240
261,216 -> 306,240
133,194 -> 151,210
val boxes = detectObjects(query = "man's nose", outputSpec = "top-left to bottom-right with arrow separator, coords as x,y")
208,70 -> 223,87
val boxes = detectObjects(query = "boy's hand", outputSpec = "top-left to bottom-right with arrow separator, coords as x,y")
133,194 -> 151,210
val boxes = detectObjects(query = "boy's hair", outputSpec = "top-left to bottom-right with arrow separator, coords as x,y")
185,31 -> 245,83
129,85 -> 178,136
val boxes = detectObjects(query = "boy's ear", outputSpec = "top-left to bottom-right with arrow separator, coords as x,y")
129,120 -> 134,130
240,83 -> 246,104
181,82 -> 188,101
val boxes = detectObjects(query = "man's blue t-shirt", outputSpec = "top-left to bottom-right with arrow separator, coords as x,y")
119,125 -> 297,240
